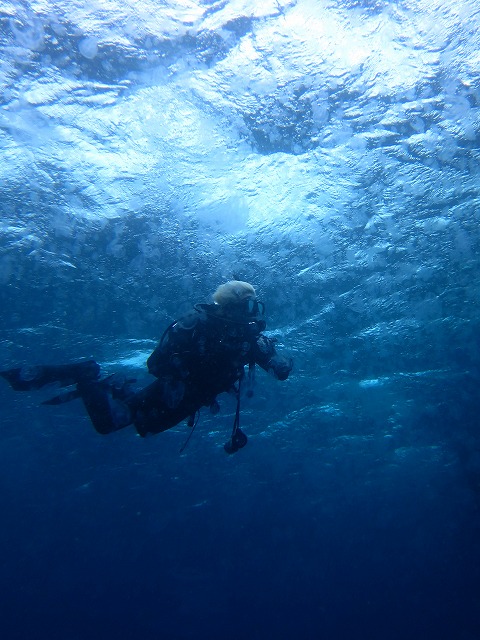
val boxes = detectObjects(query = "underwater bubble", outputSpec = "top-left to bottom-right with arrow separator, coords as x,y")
78,37 -> 99,60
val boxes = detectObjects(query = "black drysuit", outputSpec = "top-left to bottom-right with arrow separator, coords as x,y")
1,304 -> 292,439
123,303 -> 292,436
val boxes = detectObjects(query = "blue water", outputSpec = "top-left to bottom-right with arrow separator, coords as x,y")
1,1 -> 480,638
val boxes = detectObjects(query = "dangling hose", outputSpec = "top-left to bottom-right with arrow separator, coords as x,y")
224,377 -> 248,454
180,371 -> 251,455
179,411 -> 199,454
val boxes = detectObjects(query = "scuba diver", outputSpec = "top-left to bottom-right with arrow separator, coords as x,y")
1,281 -> 292,453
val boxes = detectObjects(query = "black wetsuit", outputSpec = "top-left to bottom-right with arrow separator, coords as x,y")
125,303 -> 291,436
1,303 -> 292,440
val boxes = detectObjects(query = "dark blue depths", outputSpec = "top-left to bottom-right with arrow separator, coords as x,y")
0,355 -> 479,640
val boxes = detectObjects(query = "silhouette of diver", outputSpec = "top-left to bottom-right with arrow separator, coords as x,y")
1,281 -> 292,453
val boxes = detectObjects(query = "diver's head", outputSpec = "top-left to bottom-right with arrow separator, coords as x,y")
213,280 -> 265,323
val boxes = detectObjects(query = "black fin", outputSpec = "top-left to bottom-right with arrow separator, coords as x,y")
0,360 -> 100,391
42,389 -> 82,405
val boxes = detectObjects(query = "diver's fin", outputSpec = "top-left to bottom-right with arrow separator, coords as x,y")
1,368 -> 27,390
0,360 -> 100,391
1,366 -> 51,391
42,388 -> 82,405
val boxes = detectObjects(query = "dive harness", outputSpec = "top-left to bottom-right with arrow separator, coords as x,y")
164,303 -> 262,455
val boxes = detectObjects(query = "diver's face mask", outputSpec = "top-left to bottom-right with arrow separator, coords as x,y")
231,297 -> 266,329
244,298 -> 265,319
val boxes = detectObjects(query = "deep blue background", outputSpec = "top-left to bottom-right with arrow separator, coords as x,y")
1,361 -> 479,639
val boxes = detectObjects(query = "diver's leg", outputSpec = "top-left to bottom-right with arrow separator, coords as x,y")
1,359 -> 136,435
0,360 -> 100,391
77,376 -> 134,435
131,379 -> 197,437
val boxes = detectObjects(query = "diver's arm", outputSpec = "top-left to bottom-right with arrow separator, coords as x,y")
253,335 -> 292,381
